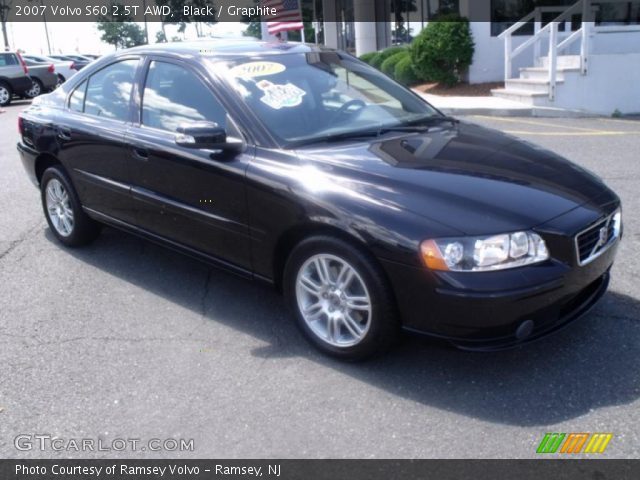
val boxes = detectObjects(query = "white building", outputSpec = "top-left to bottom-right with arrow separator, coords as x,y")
312,0 -> 640,114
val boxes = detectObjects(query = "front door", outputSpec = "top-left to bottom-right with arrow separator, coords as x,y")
125,58 -> 252,271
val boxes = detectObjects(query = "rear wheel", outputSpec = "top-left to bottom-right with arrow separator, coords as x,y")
25,78 -> 43,98
0,82 -> 11,106
283,235 -> 399,360
41,166 -> 101,246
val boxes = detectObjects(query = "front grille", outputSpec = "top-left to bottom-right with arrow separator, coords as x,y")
575,211 -> 619,266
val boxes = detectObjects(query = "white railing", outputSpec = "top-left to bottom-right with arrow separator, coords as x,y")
498,0 -> 605,100
499,0 -> 638,101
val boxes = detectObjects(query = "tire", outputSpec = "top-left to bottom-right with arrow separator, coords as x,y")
40,166 -> 101,247
283,235 -> 399,360
0,81 -> 12,107
25,78 -> 43,98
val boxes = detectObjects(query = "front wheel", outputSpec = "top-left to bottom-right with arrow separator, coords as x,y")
41,166 -> 101,246
0,81 -> 12,106
283,236 -> 399,360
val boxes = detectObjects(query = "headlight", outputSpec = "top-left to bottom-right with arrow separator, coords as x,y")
420,231 -> 549,272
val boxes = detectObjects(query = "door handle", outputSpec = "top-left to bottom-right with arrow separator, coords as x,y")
57,127 -> 72,141
131,146 -> 149,161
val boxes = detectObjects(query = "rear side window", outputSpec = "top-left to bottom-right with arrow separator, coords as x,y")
69,80 -> 87,112
141,60 -> 227,132
0,53 -> 18,66
83,59 -> 137,121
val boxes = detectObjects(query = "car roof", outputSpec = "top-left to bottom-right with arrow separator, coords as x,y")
122,39 -> 334,60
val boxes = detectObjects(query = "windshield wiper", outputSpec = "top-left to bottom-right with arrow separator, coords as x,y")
407,115 -> 459,127
289,125 -> 432,148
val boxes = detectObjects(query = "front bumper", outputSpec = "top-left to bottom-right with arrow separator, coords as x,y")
380,225 -> 619,350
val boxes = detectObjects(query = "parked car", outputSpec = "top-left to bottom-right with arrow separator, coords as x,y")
23,55 -> 78,83
16,41 -> 622,360
80,54 -> 100,60
22,59 -> 59,97
48,55 -> 91,70
0,51 -> 33,106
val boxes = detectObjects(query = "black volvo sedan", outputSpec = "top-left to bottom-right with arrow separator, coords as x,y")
17,40 -> 621,360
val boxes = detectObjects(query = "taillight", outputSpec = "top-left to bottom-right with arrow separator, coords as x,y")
48,64 -> 55,73
16,52 -> 28,74
70,62 -> 77,70
18,116 -> 24,136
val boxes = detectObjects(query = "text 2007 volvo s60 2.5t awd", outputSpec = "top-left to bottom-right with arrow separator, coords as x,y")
17,41 -> 622,360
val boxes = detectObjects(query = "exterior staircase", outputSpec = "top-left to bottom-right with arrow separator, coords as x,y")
492,0 -> 640,114
491,55 -> 581,107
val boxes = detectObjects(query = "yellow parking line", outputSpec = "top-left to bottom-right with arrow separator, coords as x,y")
504,130 -> 636,136
472,115 -> 605,132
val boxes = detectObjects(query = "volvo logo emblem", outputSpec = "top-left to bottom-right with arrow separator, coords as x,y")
597,226 -> 608,247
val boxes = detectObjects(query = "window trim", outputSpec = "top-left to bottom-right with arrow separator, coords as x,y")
65,56 -> 141,125
68,79 -> 88,113
135,55 -> 250,145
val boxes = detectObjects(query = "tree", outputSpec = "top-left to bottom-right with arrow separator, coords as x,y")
96,2 -> 146,50
0,0 -> 11,50
410,16 -> 475,86
390,0 -> 417,43
97,22 -> 146,49
156,0 -> 217,38
242,20 -> 260,39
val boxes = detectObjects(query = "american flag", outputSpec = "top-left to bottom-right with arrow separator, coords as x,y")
263,0 -> 304,35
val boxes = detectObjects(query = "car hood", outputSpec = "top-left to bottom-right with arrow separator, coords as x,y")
296,122 -> 614,235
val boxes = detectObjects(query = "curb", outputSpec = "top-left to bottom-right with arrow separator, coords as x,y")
434,106 -> 600,118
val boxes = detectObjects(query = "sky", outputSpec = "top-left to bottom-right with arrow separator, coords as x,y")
7,21 -> 249,55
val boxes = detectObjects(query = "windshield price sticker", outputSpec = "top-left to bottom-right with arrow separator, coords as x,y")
257,80 -> 306,110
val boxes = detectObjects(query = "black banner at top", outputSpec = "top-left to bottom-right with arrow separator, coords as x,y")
2,0 -> 494,23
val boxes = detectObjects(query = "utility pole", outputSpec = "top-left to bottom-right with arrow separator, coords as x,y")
0,0 -> 10,51
142,0 -> 149,44
41,0 -> 51,54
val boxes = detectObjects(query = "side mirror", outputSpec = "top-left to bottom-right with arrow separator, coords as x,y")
175,121 -> 244,154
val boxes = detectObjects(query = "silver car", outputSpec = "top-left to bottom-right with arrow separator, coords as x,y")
0,52 -> 33,106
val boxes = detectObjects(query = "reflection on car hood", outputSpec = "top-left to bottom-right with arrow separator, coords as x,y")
297,121 -> 614,235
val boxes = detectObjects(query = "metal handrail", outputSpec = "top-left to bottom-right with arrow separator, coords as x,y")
500,0 -> 597,102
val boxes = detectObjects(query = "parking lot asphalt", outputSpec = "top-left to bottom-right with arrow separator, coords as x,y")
1,103 -> 639,459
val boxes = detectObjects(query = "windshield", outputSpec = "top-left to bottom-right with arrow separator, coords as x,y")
217,52 -> 439,147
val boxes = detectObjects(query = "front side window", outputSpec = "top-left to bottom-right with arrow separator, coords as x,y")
84,59 -> 137,121
220,52 -> 438,146
142,61 -> 227,132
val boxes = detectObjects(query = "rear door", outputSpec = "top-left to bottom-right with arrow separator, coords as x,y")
57,57 -> 141,224
124,57 -> 253,271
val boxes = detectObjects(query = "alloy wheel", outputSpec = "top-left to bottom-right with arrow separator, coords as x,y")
26,81 -> 41,98
0,86 -> 9,105
45,179 -> 74,237
295,253 -> 372,347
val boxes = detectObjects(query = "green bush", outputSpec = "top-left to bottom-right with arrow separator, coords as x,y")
410,15 -> 475,86
358,52 -> 377,64
370,46 -> 406,69
381,51 -> 409,78
394,56 -> 420,86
